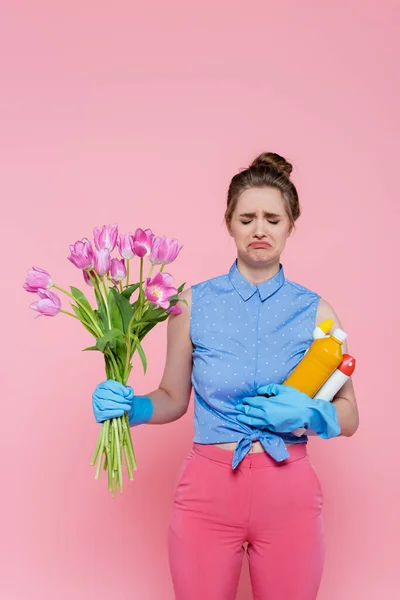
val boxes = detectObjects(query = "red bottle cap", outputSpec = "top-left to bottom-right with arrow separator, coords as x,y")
338,354 -> 356,376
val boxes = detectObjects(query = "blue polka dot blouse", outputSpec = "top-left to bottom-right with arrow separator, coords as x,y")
190,259 -> 321,469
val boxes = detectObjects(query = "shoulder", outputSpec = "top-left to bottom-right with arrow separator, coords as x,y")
285,279 -> 320,299
284,275 -> 343,324
315,297 -> 348,352
283,279 -> 321,315
191,271 -> 230,301
173,269 -> 230,317
315,297 -> 342,327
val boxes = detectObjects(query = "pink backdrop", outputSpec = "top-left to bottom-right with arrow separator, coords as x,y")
1,1 -> 399,598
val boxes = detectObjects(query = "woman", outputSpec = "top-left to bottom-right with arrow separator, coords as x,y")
92,152 -> 359,600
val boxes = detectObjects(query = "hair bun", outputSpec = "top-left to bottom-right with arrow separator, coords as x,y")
250,152 -> 293,178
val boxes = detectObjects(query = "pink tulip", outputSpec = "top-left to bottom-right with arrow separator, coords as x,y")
23,266 -> 53,293
94,249 -> 112,276
68,238 -> 94,269
118,233 -> 135,260
167,304 -> 182,315
149,235 -> 183,265
145,272 -> 177,309
83,269 -> 96,287
93,224 -> 118,252
131,228 -> 154,258
110,258 -> 126,281
30,289 -> 61,317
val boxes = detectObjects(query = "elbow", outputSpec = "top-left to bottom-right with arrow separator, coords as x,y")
159,385 -> 191,421
340,417 -> 360,438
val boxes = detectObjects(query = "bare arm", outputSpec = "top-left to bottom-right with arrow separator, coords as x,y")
316,298 -> 360,437
146,288 -> 193,424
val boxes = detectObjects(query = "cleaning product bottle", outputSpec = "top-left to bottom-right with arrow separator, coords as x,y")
284,328 -> 347,397
313,318 -> 334,340
292,353 -> 356,436
313,354 -> 355,401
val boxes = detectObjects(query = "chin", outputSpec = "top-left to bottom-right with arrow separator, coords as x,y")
243,251 -> 274,265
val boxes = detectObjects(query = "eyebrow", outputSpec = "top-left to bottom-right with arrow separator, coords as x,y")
239,211 -> 281,219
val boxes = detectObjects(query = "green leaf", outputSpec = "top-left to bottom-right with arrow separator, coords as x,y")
132,335 -> 147,374
108,289 -> 124,331
137,317 -> 168,341
142,304 -> 166,321
94,287 -> 108,329
121,283 -> 140,300
96,328 -> 125,352
93,309 -> 105,330
82,345 -> 100,351
109,288 -> 135,333
70,286 -> 95,314
71,304 -> 97,336
177,282 -> 186,293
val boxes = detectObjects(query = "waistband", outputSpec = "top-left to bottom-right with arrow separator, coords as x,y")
193,441 -> 308,469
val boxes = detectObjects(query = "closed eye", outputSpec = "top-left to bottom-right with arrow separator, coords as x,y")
240,220 -> 280,225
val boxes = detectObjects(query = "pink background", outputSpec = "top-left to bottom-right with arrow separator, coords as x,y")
1,1 -> 399,598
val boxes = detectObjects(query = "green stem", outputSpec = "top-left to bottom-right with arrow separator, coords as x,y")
53,283 -> 102,337
60,309 -> 80,319
123,258 -> 145,381
92,270 -> 102,288
139,257 -> 143,301
113,419 -> 123,492
126,260 -> 130,288
99,277 -> 112,330
95,423 -> 107,479
106,350 -> 121,383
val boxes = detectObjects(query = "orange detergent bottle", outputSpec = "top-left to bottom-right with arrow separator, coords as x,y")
284,328 -> 347,397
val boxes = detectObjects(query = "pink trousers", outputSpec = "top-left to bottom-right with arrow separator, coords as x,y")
168,442 -> 325,600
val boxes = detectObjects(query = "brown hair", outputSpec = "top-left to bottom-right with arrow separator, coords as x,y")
225,152 -> 300,230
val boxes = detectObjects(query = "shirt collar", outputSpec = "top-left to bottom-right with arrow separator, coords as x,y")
228,260 -> 285,301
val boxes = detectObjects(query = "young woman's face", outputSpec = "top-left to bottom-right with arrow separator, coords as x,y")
228,187 -> 292,266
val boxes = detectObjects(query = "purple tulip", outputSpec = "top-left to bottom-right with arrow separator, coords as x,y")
110,258 -> 126,281
145,272 -> 177,309
167,304 -> 182,315
83,269 -> 96,287
149,235 -> 183,265
118,233 -> 135,260
30,288 -> 61,317
131,228 -> 154,258
93,224 -> 118,252
94,248 -> 112,276
67,238 -> 94,269
23,266 -> 53,293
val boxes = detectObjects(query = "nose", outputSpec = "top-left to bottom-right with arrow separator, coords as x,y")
252,220 -> 267,238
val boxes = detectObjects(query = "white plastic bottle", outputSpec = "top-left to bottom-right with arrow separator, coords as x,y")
314,354 -> 356,401
292,354 -> 356,437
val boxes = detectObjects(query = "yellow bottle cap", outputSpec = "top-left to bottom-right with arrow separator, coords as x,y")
317,318 -> 334,334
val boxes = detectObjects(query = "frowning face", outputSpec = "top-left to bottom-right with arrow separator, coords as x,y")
228,187 -> 292,267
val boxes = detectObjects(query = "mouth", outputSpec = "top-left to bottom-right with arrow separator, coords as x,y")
249,242 -> 271,249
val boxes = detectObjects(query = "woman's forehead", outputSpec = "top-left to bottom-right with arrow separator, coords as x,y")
236,187 -> 285,213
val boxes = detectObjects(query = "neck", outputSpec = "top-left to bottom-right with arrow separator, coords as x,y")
236,256 -> 280,285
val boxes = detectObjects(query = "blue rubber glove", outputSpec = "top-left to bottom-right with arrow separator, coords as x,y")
236,383 -> 341,439
92,379 -> 153,427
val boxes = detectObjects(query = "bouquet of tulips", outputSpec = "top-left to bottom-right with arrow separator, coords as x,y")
23,225 -> 185,495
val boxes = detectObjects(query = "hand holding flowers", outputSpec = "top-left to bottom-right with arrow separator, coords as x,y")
24,225 -> 185,495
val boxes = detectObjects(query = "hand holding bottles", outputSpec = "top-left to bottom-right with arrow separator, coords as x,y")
236,383 -> 341,439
